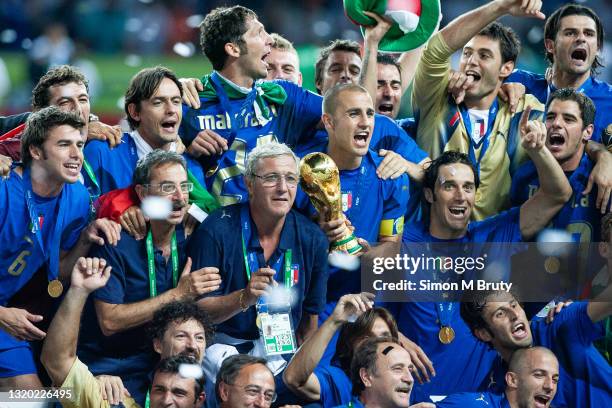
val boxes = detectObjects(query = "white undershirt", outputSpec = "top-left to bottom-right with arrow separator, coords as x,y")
467,109 -> 489,145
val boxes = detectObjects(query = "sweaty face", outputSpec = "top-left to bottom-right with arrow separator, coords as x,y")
246,155 -> 298,219
427,164 -> 476,239
34,124 -> 84,186
220,364 -> 275,408
265,48 -> 302,85
130,77 -> 182,149
547,15 -> 599,77
154,319 -> 207,364
459,36 -> 511,105
367,344 -> 414,408
376,64 -> 402,119
479,292 -> 532,354
47,82 -> 91,139
238,18 -> 273,81
150,372 -> 200,408
317,50 -> 362,94
513,351 -> 559,408
545,99 -> 591,169
143,162 -> 190,225
325,90 -> 375,160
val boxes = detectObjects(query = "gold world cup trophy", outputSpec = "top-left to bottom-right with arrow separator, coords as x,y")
299,152 -> 362,255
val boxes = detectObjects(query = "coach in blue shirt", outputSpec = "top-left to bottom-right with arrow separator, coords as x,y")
78,150 -> 221,405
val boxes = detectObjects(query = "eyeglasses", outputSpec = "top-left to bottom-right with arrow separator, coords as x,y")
228,383 -> 277,403
253,173 -> 299,187
144,182 -> 194,195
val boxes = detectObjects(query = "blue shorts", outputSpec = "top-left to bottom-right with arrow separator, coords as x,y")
0,344 -> 37,378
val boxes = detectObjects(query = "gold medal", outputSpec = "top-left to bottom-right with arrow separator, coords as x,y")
47,279 -> 63,298
205,165 -> 219,178
544,257 -> 560,274
438,326 -> 455,344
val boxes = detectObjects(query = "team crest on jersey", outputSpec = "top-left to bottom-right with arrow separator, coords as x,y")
341,192 -> 352,212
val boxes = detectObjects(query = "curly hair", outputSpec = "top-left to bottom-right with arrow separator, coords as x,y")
199,6 -> 257,71
147,301 -> 213,346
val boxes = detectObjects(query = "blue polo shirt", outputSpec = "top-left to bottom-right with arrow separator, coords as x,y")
314,363 -> 353,408
487,302 -> 611,408
436,392 -> 510,407
187,203 -> 329,340
332,396 -> 364,408
506,69 -> 612,144
390,208 -> 521,403
77,226 -> 189,405
84,133 -> 206,195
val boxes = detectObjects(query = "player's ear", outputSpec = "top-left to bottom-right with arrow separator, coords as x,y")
29,144 -> 43,161
499,60 -> 515,80
152,338 -> 162,354
225,42 -> 242,59
359,367 -> 372,388
127,102 -> 140,124
424,187 -> 434,204
321,113 -> 334,132
135,184 -> 147,201
544,39 -> 555,58
218,381 -> 231,402
474,327 -> 493,343
581,124 -> 594,142
505,371 -> 519,390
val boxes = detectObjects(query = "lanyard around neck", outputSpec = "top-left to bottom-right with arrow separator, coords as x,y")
145,229 -> 178,297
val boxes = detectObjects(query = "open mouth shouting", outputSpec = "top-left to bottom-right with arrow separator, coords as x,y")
465,70 -> 482,84
511,322 -> 529,340
570,47 -> 588,66
161,118 -> 178,134
378,102 -> 394,116
353,130 -> 370,149
448,206 -> 467,218
546,132 -> 566,152
64,161 -> 82,178
533,393 -> 552,408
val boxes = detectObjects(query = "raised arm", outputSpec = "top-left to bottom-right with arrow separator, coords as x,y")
359,12 -> 393,106
440,0 -> 544,53
583,140 -> 612,213
41,257 -> 112,385
283,293 -> 374,401
519,107 -> 572,240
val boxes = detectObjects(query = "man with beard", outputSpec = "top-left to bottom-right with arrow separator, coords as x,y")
77,150 -> 221,405
42,258 -> 207,408
506,4 -> 612,147
340,337 -> 416,408
461,286 -> 612,407
437,347 -> 559,408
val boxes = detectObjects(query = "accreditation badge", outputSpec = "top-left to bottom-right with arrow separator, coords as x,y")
256,303 -> 297,356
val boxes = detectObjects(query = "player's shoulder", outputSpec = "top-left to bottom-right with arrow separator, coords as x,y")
85,133 -> 130,156
290,209 -> 327,244
200,204 -> 241,232
519,93 -> 545,112
513,160 -> 538,182
590,77 -> 612,94
294,139 -> 327,158
374,113 -> 401,130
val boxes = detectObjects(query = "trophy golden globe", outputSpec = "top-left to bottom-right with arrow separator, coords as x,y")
299,152 -> 362,255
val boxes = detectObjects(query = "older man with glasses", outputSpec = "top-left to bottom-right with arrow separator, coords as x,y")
188,141 -> 329,403
76,149 -> 221,406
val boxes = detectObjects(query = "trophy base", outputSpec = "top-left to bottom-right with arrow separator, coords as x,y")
331,234 -> 362,255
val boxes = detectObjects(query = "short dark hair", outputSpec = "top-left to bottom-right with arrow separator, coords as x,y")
423,151 -> 480,193
199,6 -> 257,71
547,88 -> 595,129
322,83 -> 370,115
153,355 -> 205,401
31,65 -> 89,110
132,149 -> 187,186
333,307 -> 399,373
475,22 -> 521,64
315,39 -> 361,92
350,336 -> 399,395
21,106 -> 85,167
544,4 -> 604,74
124,66 -> 183,130
377,53 -> 401,80
460,289 -> 520,344
215,354 -> 271,401
148,301 -> 213,345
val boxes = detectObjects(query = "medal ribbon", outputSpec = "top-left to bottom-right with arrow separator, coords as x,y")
145,229 -> 179,297
81,158 -> 100,194
22,167 -> 64,283
436,302 -> 453,329
457,99 -> 498,177
240,204 -> 294,290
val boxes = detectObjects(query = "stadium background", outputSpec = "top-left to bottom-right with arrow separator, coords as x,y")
0,0 -> 610,123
